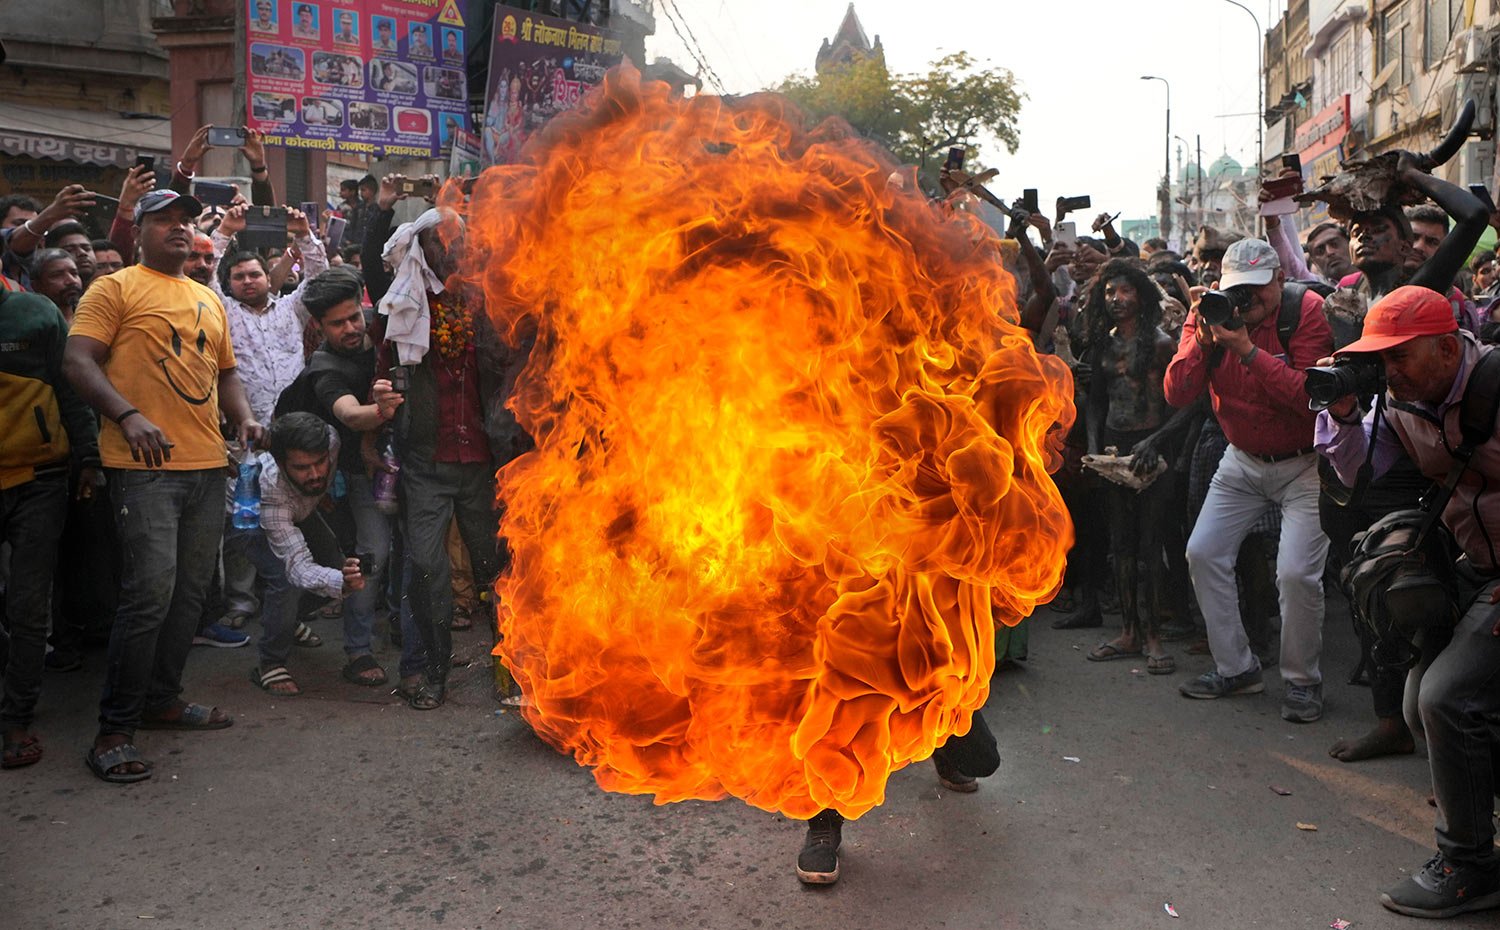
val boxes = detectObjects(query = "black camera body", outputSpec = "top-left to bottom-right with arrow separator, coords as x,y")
1198,288 -> 1252,329
1304,355 -> 1384,409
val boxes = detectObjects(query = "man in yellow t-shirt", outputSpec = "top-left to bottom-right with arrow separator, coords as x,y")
64,189 -> 265,784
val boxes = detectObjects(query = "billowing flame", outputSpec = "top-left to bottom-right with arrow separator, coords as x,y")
463,68 -> 1073,820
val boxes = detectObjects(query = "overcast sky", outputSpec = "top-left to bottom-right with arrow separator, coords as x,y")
646,0 -> 1288,222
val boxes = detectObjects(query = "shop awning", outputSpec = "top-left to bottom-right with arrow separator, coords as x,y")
0,101 -> 170,168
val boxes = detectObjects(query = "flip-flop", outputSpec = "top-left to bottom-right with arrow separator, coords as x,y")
250,665 -> 301,697
138,701 -> 235,730
2,734 -> 43,769
293,622 -> 323,647
341,654 -> 388,687
1146,653 -> 1177,676
1086,641 -> 1143,662
84,743 -> 152,784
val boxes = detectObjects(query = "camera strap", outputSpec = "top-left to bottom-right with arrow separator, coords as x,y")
1413,348 -> 1500,549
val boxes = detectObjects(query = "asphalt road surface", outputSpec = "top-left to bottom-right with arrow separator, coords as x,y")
1,593 -> 1489,929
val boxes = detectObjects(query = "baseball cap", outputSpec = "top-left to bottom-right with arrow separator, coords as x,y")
1341,285 -> 1459,354
133,189 -> 203,224
1218,238 -> 1281,289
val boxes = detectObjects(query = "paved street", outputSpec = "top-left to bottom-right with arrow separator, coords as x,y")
1,594 -> 1492,930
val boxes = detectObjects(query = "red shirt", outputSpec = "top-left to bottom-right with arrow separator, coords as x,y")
1164,289 -> 1332,456
430,341 -> 489,464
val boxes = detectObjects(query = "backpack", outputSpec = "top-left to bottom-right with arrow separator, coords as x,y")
1342,348 -> 1500,669
1275,280 -> 1334,352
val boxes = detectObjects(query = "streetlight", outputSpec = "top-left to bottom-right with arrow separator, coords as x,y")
1141,75 -> 1171,242
1220,0 -> 1264,188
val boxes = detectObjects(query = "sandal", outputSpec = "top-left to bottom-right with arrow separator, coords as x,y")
1146,653 -> 1177,676
341,654 -> 388,687
1086,641 -> 1142,662
316,602 -> 342,620
450,608 -> 473,632
394,679 -> 442,711
2,733 -> 43,769
250,665 -> 301,697
293,622 -> 323,648
138,701 -> 234,730
84,742 -> 152,784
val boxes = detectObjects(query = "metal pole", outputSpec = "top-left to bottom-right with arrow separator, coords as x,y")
1197,134 -> 1203,234
1141,76 -> 1172,242
1220,0 -> 1264,232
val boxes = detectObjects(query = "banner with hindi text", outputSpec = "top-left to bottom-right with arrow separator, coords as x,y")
480,9 -> 624,165
244,0 -> 469,160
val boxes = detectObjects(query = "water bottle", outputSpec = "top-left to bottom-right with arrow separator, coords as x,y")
332,469 -> 347,501
232,459 -> 262,529
372,431 -> 400,515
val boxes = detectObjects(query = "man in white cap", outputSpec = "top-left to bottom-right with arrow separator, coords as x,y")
1164,238 -> 1335,721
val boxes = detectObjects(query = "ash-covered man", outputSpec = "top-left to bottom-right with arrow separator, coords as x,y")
1315,286 -> 1500,919
233,413 -> 369,696
1319,162 -> 1487,347
1164,239 -> 1335,721
1079,259 -> 1193,675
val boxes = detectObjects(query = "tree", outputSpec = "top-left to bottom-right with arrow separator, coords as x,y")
774,51 -> 1025,190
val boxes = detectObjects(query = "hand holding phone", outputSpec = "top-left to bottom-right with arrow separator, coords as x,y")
398,178 -> 436,197
1053,221 -> 1078,249
208,126 -> 248,148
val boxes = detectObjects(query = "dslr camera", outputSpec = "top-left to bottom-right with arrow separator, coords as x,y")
1197,287 -> 1252,329
1304,354 -> 1384,410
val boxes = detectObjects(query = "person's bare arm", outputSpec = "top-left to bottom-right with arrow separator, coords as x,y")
1404,152 -> 1491,295
331,378 -> 403,432
217,368 -> 264,449
63,334 -> 175,467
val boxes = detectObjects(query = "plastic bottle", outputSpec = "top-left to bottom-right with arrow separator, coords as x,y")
231,459 -> 262,529
372,430 -> 401,515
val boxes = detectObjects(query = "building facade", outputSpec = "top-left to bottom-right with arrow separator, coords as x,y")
0,0 -> 173,207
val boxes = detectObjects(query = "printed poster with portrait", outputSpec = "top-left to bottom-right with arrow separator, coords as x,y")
245,0 -> 470,160
481,9 -> 624,165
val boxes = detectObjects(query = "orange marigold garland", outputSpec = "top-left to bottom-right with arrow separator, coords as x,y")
431,291 -> 476,359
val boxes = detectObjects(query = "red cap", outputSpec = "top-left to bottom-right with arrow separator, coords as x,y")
1340,285 -> 1459,354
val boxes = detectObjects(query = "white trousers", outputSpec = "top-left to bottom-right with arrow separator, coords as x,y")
1185,447 -> 1330,686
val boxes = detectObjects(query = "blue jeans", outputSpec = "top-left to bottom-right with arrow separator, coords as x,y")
225,510 -> 346,669
97,468 -> 226,738
0,472 -> 69,730
343,473 -> 393,659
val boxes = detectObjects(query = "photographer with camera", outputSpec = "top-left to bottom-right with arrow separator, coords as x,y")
1164,239 -> 1335,720
1314,285 -> 1500,918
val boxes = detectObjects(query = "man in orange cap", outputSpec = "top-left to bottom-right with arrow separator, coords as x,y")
1317,284 -> 1500,918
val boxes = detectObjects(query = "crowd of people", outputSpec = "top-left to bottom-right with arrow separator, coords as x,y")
952,152 -> 1500,918
5,118 -> 1500,918
0,125 -> 525,786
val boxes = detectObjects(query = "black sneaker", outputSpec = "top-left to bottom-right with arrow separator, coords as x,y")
1380,854 -> 1500,918
932,748 -> 978,793
796,809 -> 843,885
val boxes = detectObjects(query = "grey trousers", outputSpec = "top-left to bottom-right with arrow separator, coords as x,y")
1185,447 -> 1329,687
1403,577 -> 1500,868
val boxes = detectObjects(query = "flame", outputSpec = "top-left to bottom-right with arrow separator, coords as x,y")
463,68 -> 1074,820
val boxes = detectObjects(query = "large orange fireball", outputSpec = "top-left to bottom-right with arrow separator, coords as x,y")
463,68 -> 1073,820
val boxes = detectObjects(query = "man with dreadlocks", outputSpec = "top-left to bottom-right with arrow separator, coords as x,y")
1079,259 -> 1189,674
1165,239 -> 1335,722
